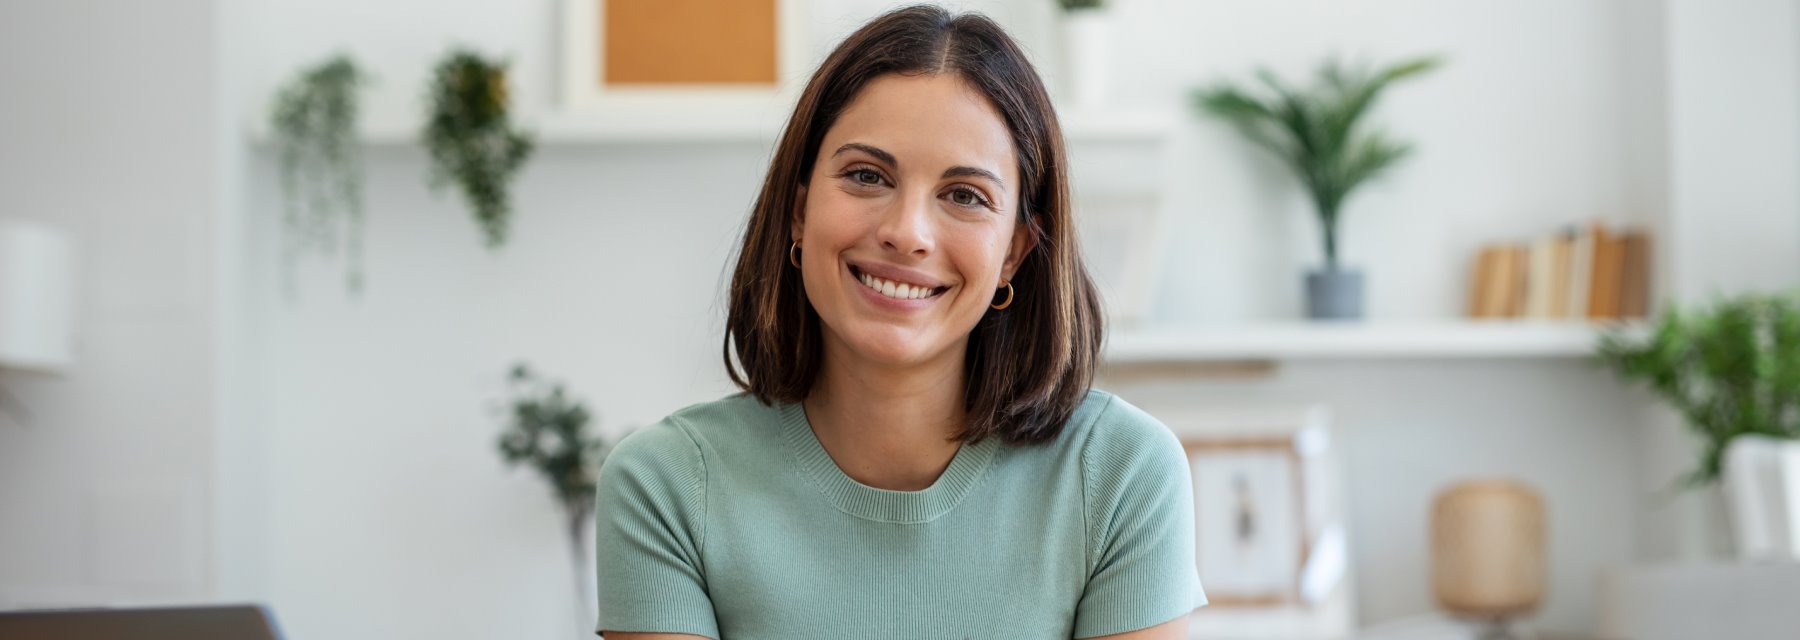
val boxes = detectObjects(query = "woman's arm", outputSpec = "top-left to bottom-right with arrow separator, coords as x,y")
606,618 -> 1187,640
1084,615 -> 1187,640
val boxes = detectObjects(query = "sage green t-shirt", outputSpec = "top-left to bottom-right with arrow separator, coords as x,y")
594,389 -> 1205,639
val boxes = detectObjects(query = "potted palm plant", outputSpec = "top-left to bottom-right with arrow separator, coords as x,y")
1193,55 -> 1440,319
1596,291 -> 1800,558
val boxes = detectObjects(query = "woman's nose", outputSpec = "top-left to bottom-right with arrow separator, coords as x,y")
877,188 -> 935,257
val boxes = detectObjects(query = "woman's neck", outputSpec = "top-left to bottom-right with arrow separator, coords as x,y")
802,342 -> 969,492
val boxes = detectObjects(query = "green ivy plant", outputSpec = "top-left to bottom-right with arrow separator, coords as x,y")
495,362 -> 618,631
424,49 -> 534,249
269,54 -> 368,294
1193,55 -> 1440,271
1057,0 -> 1105,10
1596,291 -> 1800,486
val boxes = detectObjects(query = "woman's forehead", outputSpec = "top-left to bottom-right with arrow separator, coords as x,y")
820,74 -> 1018,182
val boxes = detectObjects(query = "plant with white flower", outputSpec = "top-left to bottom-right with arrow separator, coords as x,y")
494,362 -> 619,631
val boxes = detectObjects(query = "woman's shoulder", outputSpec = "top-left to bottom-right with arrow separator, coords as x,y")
1066,389 -> 1176,447
605,393 -> 783,468
1067,389 -> 1187,481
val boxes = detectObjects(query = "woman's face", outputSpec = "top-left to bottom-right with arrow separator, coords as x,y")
793,72 -> 1034,373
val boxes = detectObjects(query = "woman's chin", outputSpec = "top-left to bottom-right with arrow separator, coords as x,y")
840,332 -> 958,370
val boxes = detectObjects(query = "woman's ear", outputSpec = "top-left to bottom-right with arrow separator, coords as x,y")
1000,211 -> 1040,280
790,184 -> 809,242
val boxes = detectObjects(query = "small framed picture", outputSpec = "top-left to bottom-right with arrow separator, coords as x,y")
1144,403 -> 1356,637
558,0 -> 810,112
1185,436 -> 1307,605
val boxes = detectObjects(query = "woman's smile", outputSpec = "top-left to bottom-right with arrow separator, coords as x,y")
848,262 -> 951,308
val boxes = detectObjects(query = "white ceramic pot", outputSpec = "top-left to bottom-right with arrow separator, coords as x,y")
1722,434 -> 1800,560
1061,9 -> 1110,109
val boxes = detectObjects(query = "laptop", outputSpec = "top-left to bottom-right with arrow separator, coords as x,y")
0,604 -> 283,640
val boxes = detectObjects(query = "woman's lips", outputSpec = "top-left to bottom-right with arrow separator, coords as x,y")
849,264 -> 948,307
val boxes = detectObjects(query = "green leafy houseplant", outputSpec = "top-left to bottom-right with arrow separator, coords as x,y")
497,363 -> 611,523
1192,56 -> 1440,272
1596,291 -> 1800,485
495,363 -> 617,632
424,49 -> 534,249
1057,0 -> 1104,10
269,54 -> 368,294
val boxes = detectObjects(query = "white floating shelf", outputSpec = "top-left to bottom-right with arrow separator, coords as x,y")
246,107 -> 1178,146
1105,320 -> 1649,363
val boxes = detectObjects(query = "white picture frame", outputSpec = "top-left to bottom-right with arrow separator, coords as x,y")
1188,440 -> 1306,604
558,0 -> 810,115
1149,404 -> 1356,639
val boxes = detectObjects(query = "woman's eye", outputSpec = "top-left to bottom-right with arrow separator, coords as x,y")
948,189 -> 987,207
849,169 -> 883,185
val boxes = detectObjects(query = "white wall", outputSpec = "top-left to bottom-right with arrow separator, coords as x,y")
0,0 -> 219,608
1137,0 -> 1643,324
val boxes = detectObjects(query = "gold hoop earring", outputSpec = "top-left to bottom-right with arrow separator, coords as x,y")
991,280 -> 1014,310
789,241 -> 801,268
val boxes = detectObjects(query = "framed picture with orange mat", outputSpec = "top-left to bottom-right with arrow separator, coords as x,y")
559,0 -> 809,111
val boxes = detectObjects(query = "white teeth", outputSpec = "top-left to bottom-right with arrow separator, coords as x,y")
858,270 -> 937,301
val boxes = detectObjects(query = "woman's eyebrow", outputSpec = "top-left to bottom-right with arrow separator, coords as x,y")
942,166 -> 1005,189
833,142 -> 897,167
834,142 -> 1006,189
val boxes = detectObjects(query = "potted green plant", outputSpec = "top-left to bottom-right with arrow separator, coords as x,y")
1193,55 -> 1441,320
1596,291 -> 1800,557
424,49 -> 534,249
494,363 -> 618,635
269,54 -> 368,295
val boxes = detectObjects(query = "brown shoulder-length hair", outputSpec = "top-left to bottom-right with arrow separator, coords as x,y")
723,4 -> 1104,445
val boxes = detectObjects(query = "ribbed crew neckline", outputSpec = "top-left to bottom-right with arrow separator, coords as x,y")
779,401 -> 998,524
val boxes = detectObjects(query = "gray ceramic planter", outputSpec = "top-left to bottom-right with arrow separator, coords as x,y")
1305,267 -> 1364,320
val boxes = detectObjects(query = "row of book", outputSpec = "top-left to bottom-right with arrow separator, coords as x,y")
1467,222 -> 1651,320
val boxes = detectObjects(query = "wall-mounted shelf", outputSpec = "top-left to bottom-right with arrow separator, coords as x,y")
245,107 -> 1180,147
1105,320 -> 1648,363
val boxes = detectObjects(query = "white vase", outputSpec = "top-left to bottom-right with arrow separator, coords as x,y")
1060,9 -> 1110,109
1722,435 -> 1800,560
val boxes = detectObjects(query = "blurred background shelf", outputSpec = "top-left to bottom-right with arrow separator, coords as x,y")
244,106 -> 1179,146
1105,321 -> 1648,363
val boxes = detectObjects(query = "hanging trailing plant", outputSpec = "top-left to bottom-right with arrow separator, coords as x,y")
423,49 -> 534,249
269,54 -> 368,294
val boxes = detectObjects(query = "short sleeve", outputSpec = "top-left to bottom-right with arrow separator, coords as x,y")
594,416 -> 719,638
1073,396 -> 1207,638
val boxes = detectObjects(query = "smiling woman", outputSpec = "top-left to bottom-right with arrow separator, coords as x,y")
594,5 -> 1205,639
